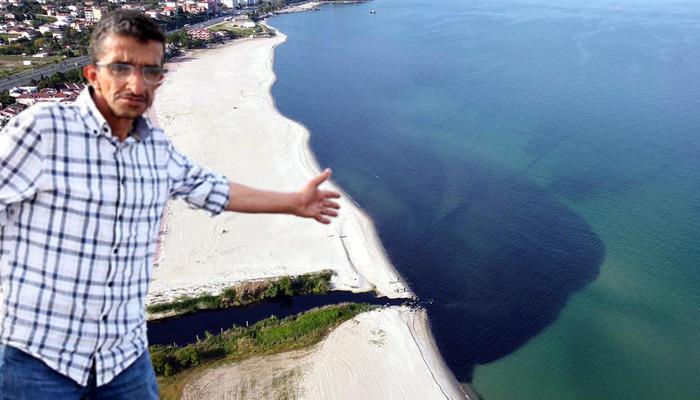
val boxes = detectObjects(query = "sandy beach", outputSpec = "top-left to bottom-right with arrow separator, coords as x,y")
149,31 -> 411,305
276,1 -> 320,14
149,29 -> 467,399
182,307 -> 466,400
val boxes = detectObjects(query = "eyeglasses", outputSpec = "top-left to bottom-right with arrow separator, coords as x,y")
95,62 -> 167,85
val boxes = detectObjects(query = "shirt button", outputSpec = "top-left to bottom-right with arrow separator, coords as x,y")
108,281 -> 114,288
112,247 -> 118,254
118,215 -> 123,222
102,315 -> 107,321
121,177 -> 127,185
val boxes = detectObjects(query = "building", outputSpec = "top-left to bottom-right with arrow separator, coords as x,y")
15,89 -> 78,106
85,7 -> 104,22
0,103 -> 27,123
145,10 -> 161,19
56,83 -> 87,94
221,0 -> 236,9
54,12 -> 75,23
187,27 -> 212,41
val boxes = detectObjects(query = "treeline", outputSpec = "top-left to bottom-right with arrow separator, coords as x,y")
4,1 -> 45,21
257,0 -> 288,14
32,67 -> 85,89
0,27 -> 91,57
165,30 -> 206,54
152,302 -> 377,399
0,67 -> 85,106
147,270 -> 333,317
160,10 -> 210,32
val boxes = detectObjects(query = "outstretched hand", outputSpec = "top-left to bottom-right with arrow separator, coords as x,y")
295,168 -> 341,224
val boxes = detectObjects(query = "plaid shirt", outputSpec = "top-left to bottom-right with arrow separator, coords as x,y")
0,88 -> 229,386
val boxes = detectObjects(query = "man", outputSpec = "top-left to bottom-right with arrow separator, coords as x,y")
0,10 -> 340,399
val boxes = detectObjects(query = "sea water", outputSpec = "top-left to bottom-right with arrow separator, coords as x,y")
270,1 -> 700,398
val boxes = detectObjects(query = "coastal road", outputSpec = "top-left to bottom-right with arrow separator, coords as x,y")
0,55 -> 91,92
0,15 -> 232,92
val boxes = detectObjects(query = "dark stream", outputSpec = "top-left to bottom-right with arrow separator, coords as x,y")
147,291 -> 406,347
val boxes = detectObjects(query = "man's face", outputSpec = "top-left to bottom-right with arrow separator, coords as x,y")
85,34 -> 164,121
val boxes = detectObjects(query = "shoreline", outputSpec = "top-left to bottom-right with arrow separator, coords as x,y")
148,30 -> 411,305
149,26 -> 469,399
262,25 -> 413,297
182,307 -> 468,399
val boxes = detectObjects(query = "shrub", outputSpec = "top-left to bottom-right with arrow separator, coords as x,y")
174,346 -> 200,369
147,270 -> 334,317
151,303 -> 377,379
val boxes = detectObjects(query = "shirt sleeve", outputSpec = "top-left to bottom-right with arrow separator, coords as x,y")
0,110 -> 44,226
166,143 -> 230,215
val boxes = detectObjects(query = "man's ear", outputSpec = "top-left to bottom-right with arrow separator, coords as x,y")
83,64 -> 100,91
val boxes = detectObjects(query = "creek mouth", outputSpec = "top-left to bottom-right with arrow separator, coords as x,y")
147,290 -> 407,347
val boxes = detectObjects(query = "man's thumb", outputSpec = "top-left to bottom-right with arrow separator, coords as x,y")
309,168 -> 332,188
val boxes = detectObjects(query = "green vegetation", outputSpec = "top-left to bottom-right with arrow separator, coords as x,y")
146,270 -> 333,317
0,55 -> 66,78
30,15 -> 57,28
0,33 -> 20,43
0,68 -> 84,107
32,68 -> 85,89
161,10 -> 210,32
257,0 -> 287,14
208,22 -> 263,39
153,303 -> 377,399
0,90 -> 15,106
166,30 -> 206,52
0,26 -> 90,59
5,1 -> 44,21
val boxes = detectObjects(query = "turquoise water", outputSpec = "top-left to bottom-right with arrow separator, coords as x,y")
270,1 -> 700,399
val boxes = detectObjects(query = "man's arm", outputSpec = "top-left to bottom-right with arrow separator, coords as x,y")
0,111 -> 44,226
225,168 -> 341,224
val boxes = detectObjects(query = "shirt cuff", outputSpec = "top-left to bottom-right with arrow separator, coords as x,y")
203,175 -> 230,216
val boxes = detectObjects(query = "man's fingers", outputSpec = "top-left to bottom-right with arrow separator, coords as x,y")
323,190 -> 341,199
309,168 -> 332,188
323,200 -> 340,209
315,215 -> 331,224
321,209 -> 338,217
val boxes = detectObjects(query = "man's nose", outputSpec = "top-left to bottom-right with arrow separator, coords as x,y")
126,68 -> 145,94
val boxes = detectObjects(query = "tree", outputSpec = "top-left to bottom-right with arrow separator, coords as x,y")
33,38 -> 46,49
0,90 -> 15,107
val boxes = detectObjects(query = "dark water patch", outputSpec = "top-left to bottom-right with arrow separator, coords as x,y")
271,8 -> 606,380
147,291 -> 403,347
358,148 -> 605,382
268,0 -> 700,398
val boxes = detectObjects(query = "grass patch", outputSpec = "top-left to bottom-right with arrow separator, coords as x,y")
208,21 -> 262,38
0,55 -> 65,78
0,34 -> 20,42
152,302 -> 376,399
147,270 -> 333,318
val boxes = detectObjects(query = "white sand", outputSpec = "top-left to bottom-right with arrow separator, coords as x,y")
182,307 -> 468,400
148,32 -> 411,304
276,1 -> 320,14
149,31 -> 469,399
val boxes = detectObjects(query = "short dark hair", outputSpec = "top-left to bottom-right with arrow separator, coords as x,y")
90,10 -> 166,63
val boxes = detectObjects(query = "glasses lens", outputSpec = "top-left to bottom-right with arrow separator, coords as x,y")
143,67 -> 165,84
108,63 -> 133,78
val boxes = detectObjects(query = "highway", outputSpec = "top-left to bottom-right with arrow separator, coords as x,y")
0,55 -> 91,92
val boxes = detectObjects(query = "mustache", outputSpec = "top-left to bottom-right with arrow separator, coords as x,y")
115,92 -> 148,102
